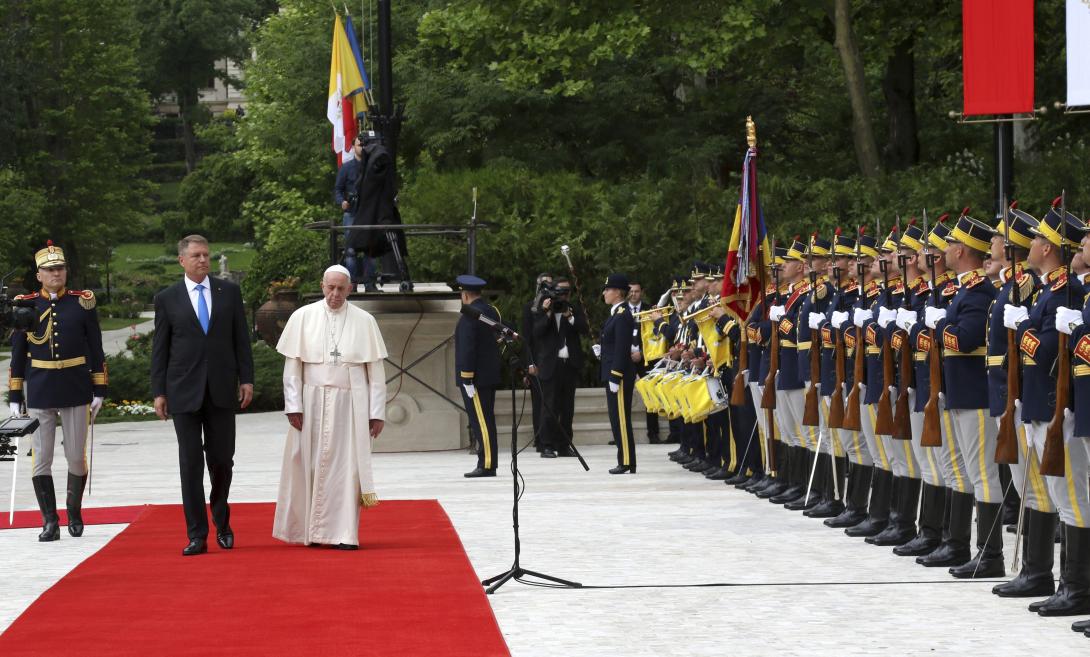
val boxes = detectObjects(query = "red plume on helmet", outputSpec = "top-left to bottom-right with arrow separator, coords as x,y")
959,206 -> 971,218
1010,199 -> 1019,210
1052,195 -> 1063,209
908,217 -> 917,225
936,213 -> 950,224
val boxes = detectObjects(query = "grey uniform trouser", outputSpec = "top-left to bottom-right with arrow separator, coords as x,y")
857,385 -> 893,472
947,406 -> 1003,504
827,386 -> 871,466
28,405 -> 89,478
777,387 -> 807,450
1027,418 -> 1090,528
872,387 -> 921,479
1003,407 -> 1052,513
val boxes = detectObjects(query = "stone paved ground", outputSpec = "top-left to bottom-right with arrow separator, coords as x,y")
2,412 -> 1087,656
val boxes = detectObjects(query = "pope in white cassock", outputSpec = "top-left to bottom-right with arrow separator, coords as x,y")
272,265 -> 388,550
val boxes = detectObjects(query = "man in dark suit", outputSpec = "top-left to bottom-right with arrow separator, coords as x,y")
532,277 -> 588,457
522,273 -> 553,452
152,235 -> 255,556
598,273 -> 637,474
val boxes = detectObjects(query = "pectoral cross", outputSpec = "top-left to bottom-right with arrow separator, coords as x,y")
330,347 -> 342,365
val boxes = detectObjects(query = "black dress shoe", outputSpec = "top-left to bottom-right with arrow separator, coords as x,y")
844,517 -> 889,538
608,440 -> 617,446
648,434 -> 662,444
216,530 -> 234,550
464,468 -> 497,478
756,480 -> 790,499
893,534 -> 942,557
949,554 -> 1005,579
824,508 -> 868,528
915,543 -> 970,567
804,499 -> 844,519
609,465 -> 636,474
724,472 -> 750,486
334,543 -> 359,550
866,524 -> 917,547
705,467 -> 730,481
769,486 -> 805,505
182,538 -> 208,556
541,449 -> 558,458
676,454 -> 695,465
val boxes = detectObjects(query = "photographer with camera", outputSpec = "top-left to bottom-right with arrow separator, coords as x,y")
531,277 -> 588,458
9,242 -> 106,542
333,135 -> 377,292
522,273 -> 552,452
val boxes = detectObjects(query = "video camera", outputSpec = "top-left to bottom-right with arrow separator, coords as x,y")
534,280 -> 569,314
0,269 -> 37,333
0,416 -> 39,461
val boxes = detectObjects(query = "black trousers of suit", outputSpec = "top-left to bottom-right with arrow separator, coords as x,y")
730,383 -> 762,475
462,385 -> 498,471
173,387 -> 236,540
541,359 -> 578,450
606,377 -> 636,468
529,377 -> 544,449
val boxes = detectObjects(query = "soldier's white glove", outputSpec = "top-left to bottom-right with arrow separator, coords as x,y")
609,381 -> 619,393
852,307 -> 870,328
896,308 -> 917,332
90,396 -> 104,419
1056,306 -> 1084,335
769,305 -> 786,322
877,307 -> 897,328
831,311 -> 849,329
592,344 -> 602,359
924,307 -> 947,329
1003,304 -> 1029,330
8,403 -> 20,417
463,384 -> 476,399
807,312 -> 824,330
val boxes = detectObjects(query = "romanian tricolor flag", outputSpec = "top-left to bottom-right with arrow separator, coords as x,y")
720,141 -> 771,320
328,15 -> 368,167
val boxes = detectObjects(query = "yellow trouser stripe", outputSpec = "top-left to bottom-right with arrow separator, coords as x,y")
820,397 -> 845,457
702,421 -> 708,452
472,394 -> 491,470
757,420 -> 768,470
1064,441 -> 1085,528
618,382 -> 630,466
903,440 -> 917,479
943,411 -> 966,493
924,441 -> 941,484
727,418 -> 738,470
851,428 -> 864,463
807,424 -> 817,451
1020,424 -> 1051,513
868,405 -> 890,470
976,409 -> 991,503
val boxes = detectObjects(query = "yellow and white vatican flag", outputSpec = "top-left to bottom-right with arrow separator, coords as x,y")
328,14 -> 368,167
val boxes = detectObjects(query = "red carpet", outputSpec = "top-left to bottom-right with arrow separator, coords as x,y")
0,504 -> 148,530
0,501 -> 510,657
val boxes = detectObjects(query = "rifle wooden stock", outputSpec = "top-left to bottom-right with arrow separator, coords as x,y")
828,328 -> 846,428
874,329 -> 895,435
802,327 -> 821,426
761,324 -> 779,410
843,327 -> 864,431
730,333 -> 748,405
920,328 -> 943,447
994,327 -> 1021,464
892,329 -> 913,440
1039,333 -> 1070,476
766,407 -> 778,471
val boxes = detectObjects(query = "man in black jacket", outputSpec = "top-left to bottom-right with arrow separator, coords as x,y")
532,277 -> 588,457
598,273 -> 637,474
151,235 -> 254,556
522,273 -> 553,452
455,274 -> 502,478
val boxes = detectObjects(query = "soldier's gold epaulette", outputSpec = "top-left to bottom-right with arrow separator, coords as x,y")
963,270 -> 986,289
614,305 -> 627,316
69,289 -> 96,310
14,292 -> 39,301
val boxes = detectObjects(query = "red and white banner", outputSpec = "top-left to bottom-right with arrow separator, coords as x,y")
962,0 -> 1034,116
1068,0 -> 1090,107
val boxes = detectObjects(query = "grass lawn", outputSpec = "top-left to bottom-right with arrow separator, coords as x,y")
112,241 -> 256,277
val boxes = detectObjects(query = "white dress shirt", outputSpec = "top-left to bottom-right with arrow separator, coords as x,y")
184,275 -> 213,319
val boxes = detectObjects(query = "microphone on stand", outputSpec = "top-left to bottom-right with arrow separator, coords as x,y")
460,304 -> 520,341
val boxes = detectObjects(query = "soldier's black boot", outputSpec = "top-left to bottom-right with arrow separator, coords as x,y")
1073,618 -> 1090,633
846,468 -> 891,537
993,508 -> 1057,597
895,483 -> 945,556
917,490 -> 972,567
806,454 -> 844,518
32,475 -> 60,542
825,463 -> 869,528
870,476 -> 921,546
950,501 -> 1005,578
785,449 -> 820,510
66,472 -> 87,537
1030,529 -> 1067,612
757,443 -> 791,499
1037,525 -> 1090,616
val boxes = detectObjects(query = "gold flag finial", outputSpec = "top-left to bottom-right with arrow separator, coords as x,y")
746,116 -> 757,148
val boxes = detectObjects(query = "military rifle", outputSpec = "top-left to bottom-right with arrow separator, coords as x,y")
842,227 -> 866,432
761,237 -> 781,412
995,198 -> 1021,464
803,233 -> 822,427
874,217 -> 897,436
1040,193 -> 1070,477
892,217 -> 917,441
828,227 -> 847,429
921,210 -> 957,447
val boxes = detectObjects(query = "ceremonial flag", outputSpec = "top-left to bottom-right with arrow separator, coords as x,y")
328,14 -> 368,167
721,145 -> 770,320
962,0 -> 1034,116
343,13 -> 372,91
1068,0 -> 1090,107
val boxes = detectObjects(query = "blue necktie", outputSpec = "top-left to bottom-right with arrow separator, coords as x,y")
194,284 -> 210,334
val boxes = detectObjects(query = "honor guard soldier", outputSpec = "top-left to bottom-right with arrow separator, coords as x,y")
890,220 -> 947,558
1058,215 -> 1090,630
455,274 -> 501,478
9,241 -> 107,541
1009,206 -> 1090,617
599,273 -> 637,474
931,214 -> 1005,578
818,229 -> 867,527
738,267 -> 777,494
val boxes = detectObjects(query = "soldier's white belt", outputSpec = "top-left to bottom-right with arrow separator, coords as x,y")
943,347 -> 987,357
30,356 -> 87,370
986,355 -> 1005,367
1075,364 -> 1090,377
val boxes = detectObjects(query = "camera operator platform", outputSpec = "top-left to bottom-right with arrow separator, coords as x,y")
8,241 -> 107,541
